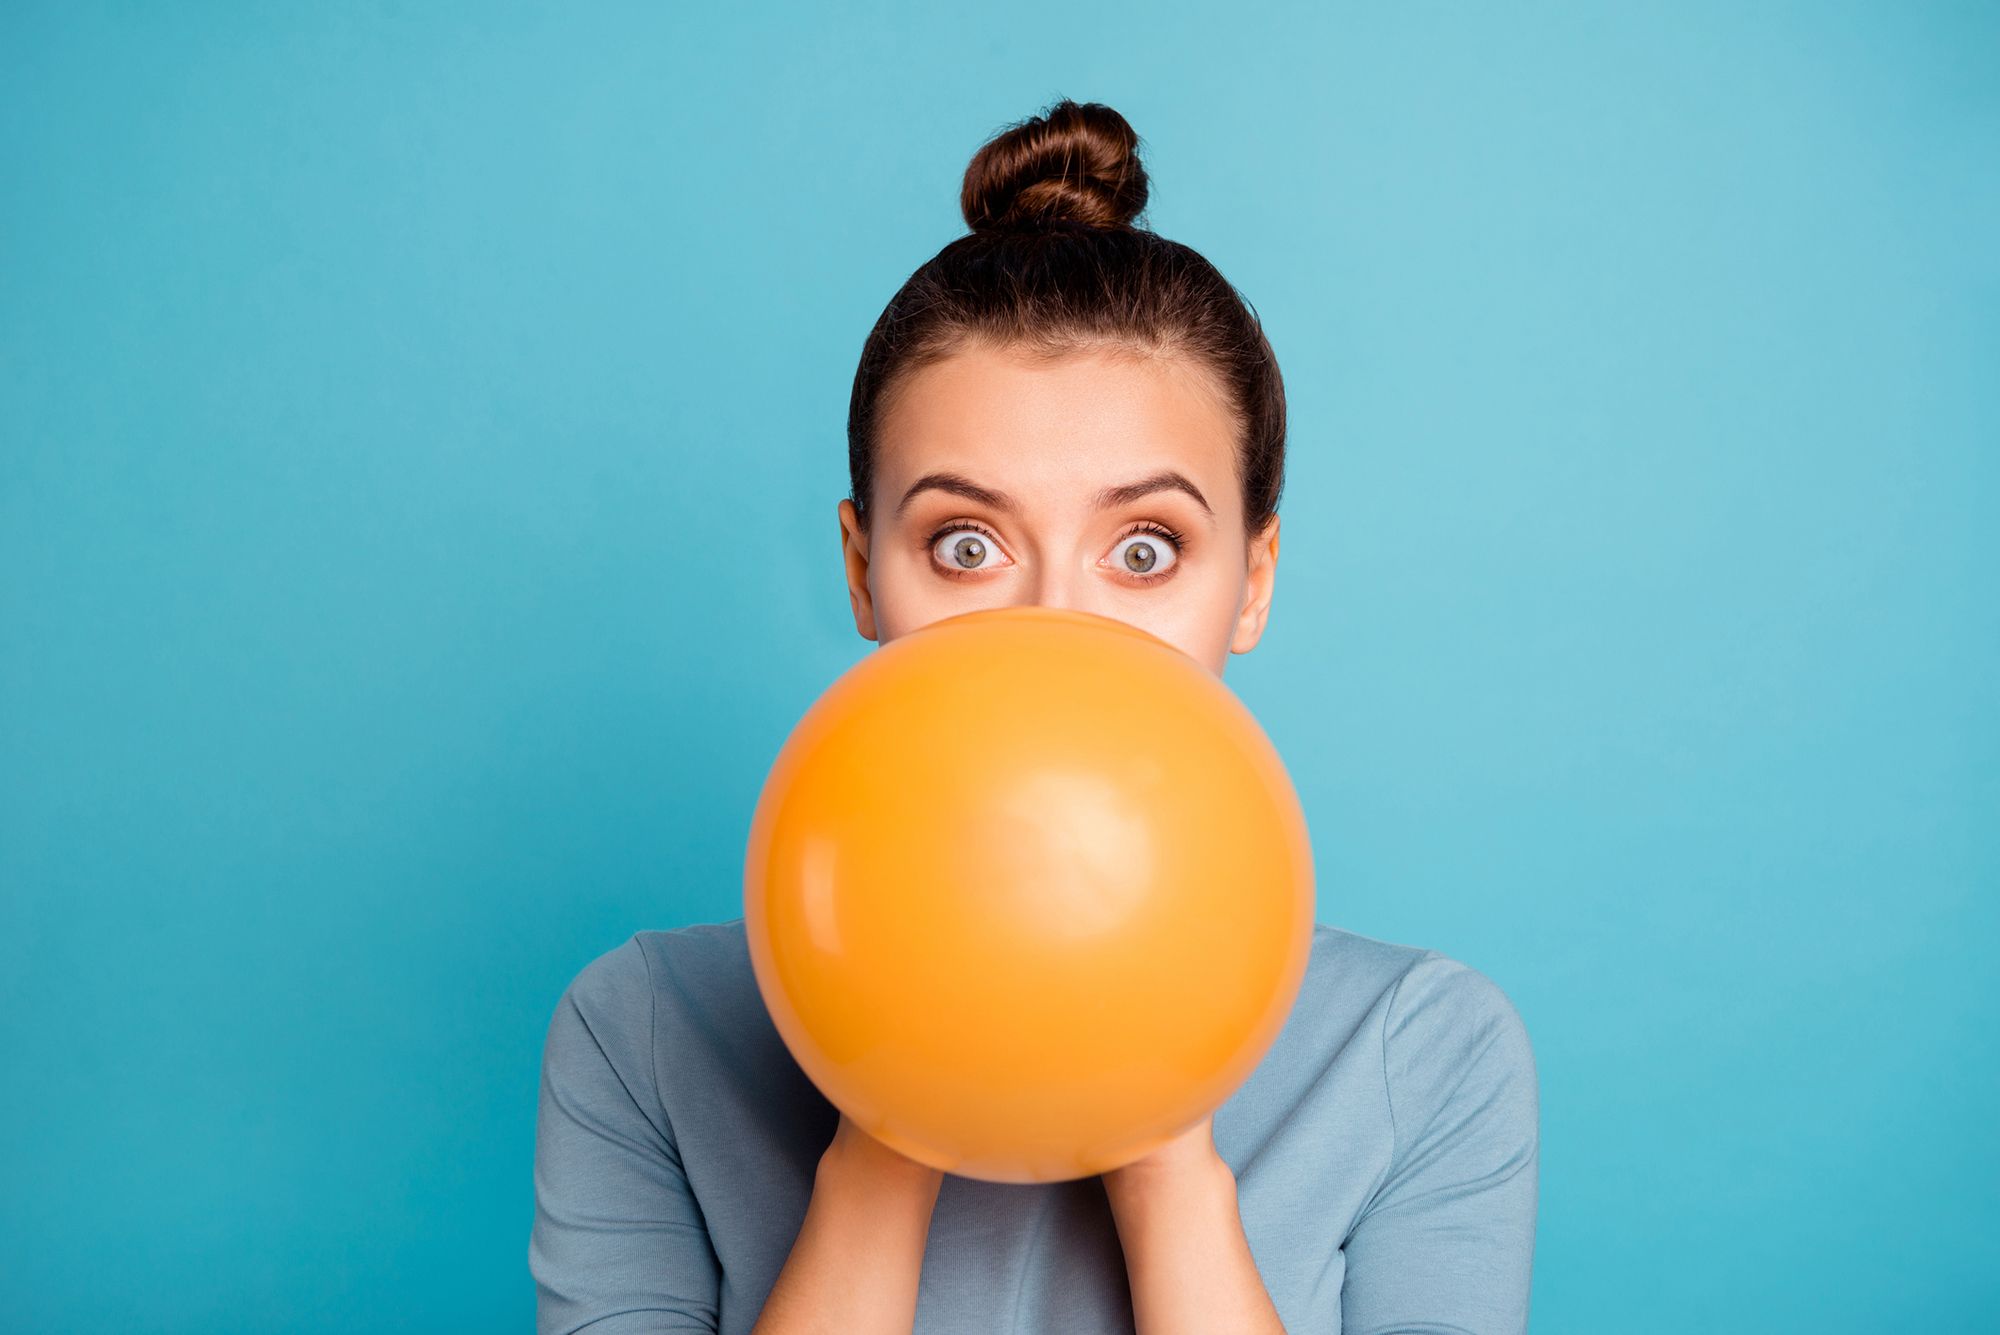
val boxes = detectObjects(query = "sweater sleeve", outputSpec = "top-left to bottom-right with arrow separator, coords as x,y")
530,936 -> 722,1334
1340,952 -> 1541,1335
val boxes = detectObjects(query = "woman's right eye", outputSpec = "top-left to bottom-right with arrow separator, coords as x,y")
931,527 -> 1004,573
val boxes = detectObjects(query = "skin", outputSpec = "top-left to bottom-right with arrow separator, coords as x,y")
748,339 -> 1288,1334
836,338 -> 1279,677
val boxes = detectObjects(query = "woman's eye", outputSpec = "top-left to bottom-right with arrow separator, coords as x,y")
932,528 -> 1002,572
1110,532 -> 1179,577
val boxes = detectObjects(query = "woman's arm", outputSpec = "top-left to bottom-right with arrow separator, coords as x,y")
531,940 -> 722,1334
1101,954 -> 1539,1335
1102,1116 -> 1288,1335
749,1114 -> 945,1335
533,941 -> 943,1335
1341,955 -> 1540,1335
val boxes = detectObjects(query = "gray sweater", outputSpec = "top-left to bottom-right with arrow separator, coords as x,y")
530,919 -> 1538,1333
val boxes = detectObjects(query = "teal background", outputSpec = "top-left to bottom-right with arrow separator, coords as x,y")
3,2 -> 1994,1330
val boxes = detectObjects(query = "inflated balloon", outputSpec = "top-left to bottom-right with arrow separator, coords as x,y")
742,605 -> 1314,1183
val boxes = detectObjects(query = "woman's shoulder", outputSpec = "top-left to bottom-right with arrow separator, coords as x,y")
1306,921 -> 1530,1033
553,920 -> 821,1129
1305,923 -> 1537,1139
558,913 -> 745,975
557,917 -> 761,1035
1276,922 -> 1535,1103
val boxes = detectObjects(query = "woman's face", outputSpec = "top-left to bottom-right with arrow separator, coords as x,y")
837,341 -> 1279,678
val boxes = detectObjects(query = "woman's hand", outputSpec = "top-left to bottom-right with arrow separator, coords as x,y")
1100,1114 -> 1227,1204
751,1113 -> 945,1334
1099,1116 -> 1288,1335
821,1111 -> 947,1188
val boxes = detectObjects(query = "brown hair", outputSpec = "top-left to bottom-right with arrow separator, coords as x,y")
845,97 -> 1287,541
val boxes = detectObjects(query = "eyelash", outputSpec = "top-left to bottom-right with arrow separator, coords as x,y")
924,518 -> 1189,582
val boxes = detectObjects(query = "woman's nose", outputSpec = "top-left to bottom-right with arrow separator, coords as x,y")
1021,570 -> 1080,613
1024,567 -> 1104,619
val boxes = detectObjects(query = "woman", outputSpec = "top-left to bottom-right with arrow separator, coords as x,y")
531,98 -> 1539,1335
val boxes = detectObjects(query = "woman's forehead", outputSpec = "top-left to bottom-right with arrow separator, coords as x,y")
876,345 -> 1240,515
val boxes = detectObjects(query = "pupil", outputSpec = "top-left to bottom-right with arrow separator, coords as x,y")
953,535 -> 985,567
1125,541 -> 1156,573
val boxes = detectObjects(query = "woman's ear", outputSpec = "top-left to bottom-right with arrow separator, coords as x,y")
837,499 -> 879,642
1230,514 -> 1280,655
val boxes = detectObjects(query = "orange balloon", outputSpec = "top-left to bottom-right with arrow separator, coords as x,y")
742,605 -> 1315,1183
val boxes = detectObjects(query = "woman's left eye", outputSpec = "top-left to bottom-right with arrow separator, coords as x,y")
931,526 -> 1005,573
1109,530 -> 1180,578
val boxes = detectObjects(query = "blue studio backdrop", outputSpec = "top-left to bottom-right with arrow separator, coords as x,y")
2,3 -> 1994,1330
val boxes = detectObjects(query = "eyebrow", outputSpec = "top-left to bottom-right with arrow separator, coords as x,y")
893,469 -> 1214,520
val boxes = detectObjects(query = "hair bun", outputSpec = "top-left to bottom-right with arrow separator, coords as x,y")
961,98 -> 1150,234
